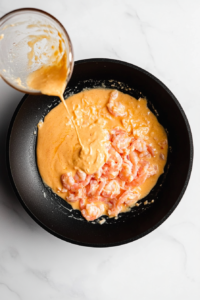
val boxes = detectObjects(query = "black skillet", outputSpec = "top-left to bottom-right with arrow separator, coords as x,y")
7,59 -> 193,247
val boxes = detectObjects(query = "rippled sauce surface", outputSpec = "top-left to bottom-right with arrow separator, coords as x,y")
37,89 -> 168,220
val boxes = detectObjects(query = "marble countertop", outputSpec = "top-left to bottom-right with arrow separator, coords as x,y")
0,0 -> 199,299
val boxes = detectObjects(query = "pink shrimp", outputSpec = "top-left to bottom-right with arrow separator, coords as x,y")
74,170 -> 87,181
130,138 -> 153,158
107,90 -> 127,117
126,160 -> 158,188
129,137 -> 136,152
119,159 -> 135,182
61,170 -> 92,192
108,200 -> 121,217
116,177 -> 126,190
147,144 -> 155,157
101,180 -> 121,199
79,198 -> 86,210
147,164 -> 158,176
129,160 -> 150,187
80,199 -> 104,221
111,128 -> 131,154
108,190 -> 140,217
86,178 -> 106,198
93,167 -> 103,179
129,150 -> 139,179
117,190 -> 140,206
138,151 -> 151,158
102,147 -> 122,179
87,196 -> 110,203
66,188 -> 86,203
124,160 -> 148,188
132,138 -> 147,153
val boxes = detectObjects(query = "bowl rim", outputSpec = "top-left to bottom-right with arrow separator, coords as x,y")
6,58 -> 194,247
0,7 -> 74,95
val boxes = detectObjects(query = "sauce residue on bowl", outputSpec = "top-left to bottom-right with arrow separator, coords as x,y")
27,31 -> 68,98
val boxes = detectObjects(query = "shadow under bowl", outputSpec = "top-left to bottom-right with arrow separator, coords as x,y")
7,58 -> 193,247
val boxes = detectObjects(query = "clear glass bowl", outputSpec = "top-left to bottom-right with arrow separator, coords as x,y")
0,8 -> 74,94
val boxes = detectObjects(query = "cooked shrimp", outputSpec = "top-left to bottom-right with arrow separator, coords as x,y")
147,164 -> 158,176
126,159 -> 158,188
118,190 -> 140,206
87,196 -> 110,203
131,160 -> 150,186
101,180 -> 121,198
62,116 -> 163,221
116,177 -> 126,190
79,198 -> 86,210
61,170 -> 91,192
102,147 -> 122,179
125,160 -> 149,188
80,202 -> 104,221
108,190 -> 140,217
66,188 -> 86,202
74,169 -> 87,181
111,128 -> 131,154
138,151 -> 151,158
128,151 -> 139,179
147,144 -> 155,157
86,178 -> 106,197
108,200 -> 121,217
107,90 -> 127,117
130,138 -> 152,158
129,138 -> 136,152
132,138 -> 147,153
66,193 -> 78,202
93,167 -> 103,179
119,159 -> 134,182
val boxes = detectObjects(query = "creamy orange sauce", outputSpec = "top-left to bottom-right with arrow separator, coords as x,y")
37,89 -> 168,214
27,31 -> 68,97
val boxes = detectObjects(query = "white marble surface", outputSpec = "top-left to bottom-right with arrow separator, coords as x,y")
0,0 -> 199,299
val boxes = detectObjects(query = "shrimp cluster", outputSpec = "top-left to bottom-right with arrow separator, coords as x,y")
107,90 -> 127,117
61,125 -> 158,221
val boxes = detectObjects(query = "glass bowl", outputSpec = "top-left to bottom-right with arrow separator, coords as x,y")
0,8 -> 74,94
